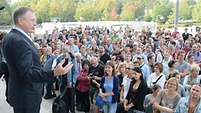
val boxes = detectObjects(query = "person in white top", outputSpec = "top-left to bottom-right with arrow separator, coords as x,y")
116,62 -> 134,113
147,62 -> 166,89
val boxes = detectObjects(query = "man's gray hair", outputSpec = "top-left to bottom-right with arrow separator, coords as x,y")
13,7 -> 34,24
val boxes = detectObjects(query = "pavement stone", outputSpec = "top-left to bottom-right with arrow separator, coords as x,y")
0,79 -> 84,113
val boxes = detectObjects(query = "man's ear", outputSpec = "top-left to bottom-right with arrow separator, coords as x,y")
18,17 -> 23,26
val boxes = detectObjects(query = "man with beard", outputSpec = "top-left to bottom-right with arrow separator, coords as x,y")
99,45 -> 111,64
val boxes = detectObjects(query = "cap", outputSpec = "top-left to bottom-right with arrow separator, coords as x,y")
133,42 -> 138,46
137,54 -> 144,59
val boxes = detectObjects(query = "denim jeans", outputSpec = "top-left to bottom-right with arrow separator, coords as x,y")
102,102 -> 117,113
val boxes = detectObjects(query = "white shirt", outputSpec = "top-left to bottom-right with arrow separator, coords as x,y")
122,75 -> 132,99
147,72 -> 166,89
13,26 -> 33,42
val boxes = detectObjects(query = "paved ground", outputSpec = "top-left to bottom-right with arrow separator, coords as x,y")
0,78 -> 84,113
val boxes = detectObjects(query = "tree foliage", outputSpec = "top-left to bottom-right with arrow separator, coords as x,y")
192,1 -> 201,22
152,2 -> 174,24
179,0 -> 192,20
0,0 -> 200,25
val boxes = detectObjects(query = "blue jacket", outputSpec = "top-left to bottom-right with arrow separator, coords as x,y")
44,53 -> 55,71
100,76 -> 119,103
174,96 -> 201,113
56,54 -> 78,88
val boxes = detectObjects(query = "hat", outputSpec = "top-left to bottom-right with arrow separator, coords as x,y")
137,54 -> 144,59
133,42 -> 138,46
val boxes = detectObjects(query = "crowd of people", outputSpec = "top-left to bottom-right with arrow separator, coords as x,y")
27,24 -> 201,113
1,7 -> 201,113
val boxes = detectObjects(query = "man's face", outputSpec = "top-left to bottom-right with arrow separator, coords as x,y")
178,53 -> 185,60
137,57 -> 143,64
192,45 -> 197,52
91,59 -> 97,67
46,48 -> 51,55
99,46 -> 105,53
20,10 -> 36,34
190,85 -> 201,100
126,64 -> 133,75
137,48 -> 143,54
76,56 -> 81,61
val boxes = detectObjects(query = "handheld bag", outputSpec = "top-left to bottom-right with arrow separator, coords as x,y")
96,94 -> 104,107
52,86 -> 67,113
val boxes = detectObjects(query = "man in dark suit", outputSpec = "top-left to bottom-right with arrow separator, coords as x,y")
2,7 -> 73,113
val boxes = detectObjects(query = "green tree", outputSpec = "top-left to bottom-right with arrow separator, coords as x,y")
152,2 -> 173,24
34,0 -> 50,22
120,1 -> 135,21
0,0 -> 12,25
144,14 -> 152,22
49,0 -> 60,19
168,13 -> 174,23
120,1 -> 145,21
74,2 -> 101,21
91,0 -> 117,20
179,0 -> 192,20
59,0 -> 79,22
192,2 -> 201,22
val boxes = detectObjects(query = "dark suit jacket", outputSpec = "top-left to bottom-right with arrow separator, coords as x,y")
2,29 -> 55,108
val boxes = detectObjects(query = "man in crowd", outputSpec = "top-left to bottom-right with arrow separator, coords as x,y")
2,7 -> 73,113
174,84 -> 201,113
99,45 -> 111,64
43,46 -> 56,99
88,57 -> 104,113
137,54 -> 150,82
176,50 -> 189,84
56,45 -> 78,113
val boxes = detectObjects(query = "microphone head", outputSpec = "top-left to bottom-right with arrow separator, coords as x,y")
0,6 -> 5,10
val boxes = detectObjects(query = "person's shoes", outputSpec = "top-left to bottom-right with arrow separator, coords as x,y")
52,94 -> 57,97
44,95 -> 53,99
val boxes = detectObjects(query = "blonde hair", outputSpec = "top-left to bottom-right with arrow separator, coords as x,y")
165,77 -> 179,92
117,62 -> 126,72
190,64 -> 200,74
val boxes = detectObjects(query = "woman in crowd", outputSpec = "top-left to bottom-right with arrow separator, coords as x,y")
115,55 -> 124,69
116,62 -> 127,91
187,54 -> 196,67
143,84 -> 162,113
154,77 -> 181,113
123,67 -> 148,113
183,64 -> 200,96
168,72 -> 186,97
115,62 -> 127,104
163,60 -> 179,79
99,61 -> 119,113
76,59 -> 91,113
147,62 -> 166,89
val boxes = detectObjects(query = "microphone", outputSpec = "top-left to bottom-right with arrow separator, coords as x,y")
0,6 -> 5,10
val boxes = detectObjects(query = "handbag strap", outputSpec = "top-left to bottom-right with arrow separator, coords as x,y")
59,85 -> 68,99
153,74 -> 163,84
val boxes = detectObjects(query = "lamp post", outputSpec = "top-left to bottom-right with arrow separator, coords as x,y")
156,15 -> 164,29
174,0 -> 179,28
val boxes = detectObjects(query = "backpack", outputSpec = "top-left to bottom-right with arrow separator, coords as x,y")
52,86 -> 67,113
